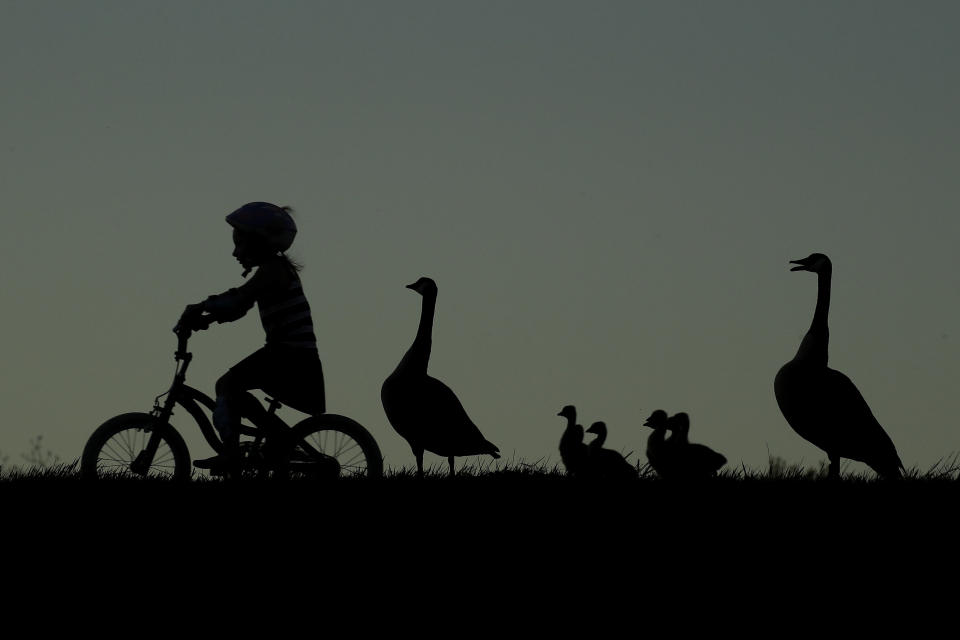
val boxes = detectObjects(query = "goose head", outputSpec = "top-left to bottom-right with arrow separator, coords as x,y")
789,253 -> 832,274
406,277 -> 438,297
557,405 -> 577,421
667,412 -> 691,438
643,409 -> 668,429
586,421 -> 608,439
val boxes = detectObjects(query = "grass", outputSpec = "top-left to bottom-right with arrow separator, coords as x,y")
3,455 -> 956,588
4,454 -> 959,517
4,452 -> 960,482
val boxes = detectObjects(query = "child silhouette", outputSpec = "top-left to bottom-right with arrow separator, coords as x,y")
179,202 -> 325,473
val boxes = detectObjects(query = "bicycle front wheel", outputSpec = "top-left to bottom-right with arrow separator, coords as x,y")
283,414 -> 383,479
80,412 -> 191,480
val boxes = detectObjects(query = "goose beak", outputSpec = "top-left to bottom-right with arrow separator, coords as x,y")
405,282 -> 417,290
789,260 -> 808,272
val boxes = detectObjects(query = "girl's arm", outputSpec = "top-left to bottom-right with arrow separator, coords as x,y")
202,287 -> 254,322
201,260 -> 284,323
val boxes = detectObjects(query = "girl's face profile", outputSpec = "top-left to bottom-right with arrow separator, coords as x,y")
232,229 -> 267,270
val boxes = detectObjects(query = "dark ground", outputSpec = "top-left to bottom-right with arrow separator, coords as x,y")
4,466 -> 957,549
3,467 -> 953,627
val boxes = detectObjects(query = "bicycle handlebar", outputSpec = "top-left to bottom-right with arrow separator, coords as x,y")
173,309 -> 213,355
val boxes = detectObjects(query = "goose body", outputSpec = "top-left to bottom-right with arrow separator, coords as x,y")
774,253 -> 903,478
558,405 -> 588,477
585,421 -> 637,479
381,277 -> 501,476
643,409 -> 679,478
664,413 -> 726,478
644,410 -> 724,478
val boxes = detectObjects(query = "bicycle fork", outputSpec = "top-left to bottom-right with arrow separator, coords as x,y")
131,349 -> 190,476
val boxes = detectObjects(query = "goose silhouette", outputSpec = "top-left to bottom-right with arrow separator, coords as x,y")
558,405 -> 588,477
381,277 -> 501,477
643,409 -> 677,478
663,412 -> 726,478
774,253 -> 903,479
585,421 -> 637,479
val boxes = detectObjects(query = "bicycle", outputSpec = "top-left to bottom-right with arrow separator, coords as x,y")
80,318 -> 383,480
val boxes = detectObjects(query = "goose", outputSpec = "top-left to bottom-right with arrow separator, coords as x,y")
643,409 -> 677,478
558,405 -> 588,477
381,276 -> 501,477
773,253 -> 903,479
664,412 -> 727,478
584,421 -> 638,479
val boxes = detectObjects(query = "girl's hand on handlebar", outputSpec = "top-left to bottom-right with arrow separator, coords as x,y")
174,304 -> 212,334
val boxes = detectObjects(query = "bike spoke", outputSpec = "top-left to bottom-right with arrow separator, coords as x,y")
97,428 -> 177,478
294,429 -> 367,475
342,451 -> 365,468
279,424 -> 378,479
102,440 -> 126,463
337,440 -> 359,458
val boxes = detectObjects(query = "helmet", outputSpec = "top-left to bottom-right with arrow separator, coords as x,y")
225,202 -> 297,252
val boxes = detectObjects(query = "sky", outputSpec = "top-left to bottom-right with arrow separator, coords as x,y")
1,1 -> 958,475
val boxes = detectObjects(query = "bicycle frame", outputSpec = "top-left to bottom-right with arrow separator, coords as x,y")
132,326 -> 292,474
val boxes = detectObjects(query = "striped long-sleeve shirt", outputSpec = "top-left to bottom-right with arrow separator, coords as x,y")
203,256 -> 317,349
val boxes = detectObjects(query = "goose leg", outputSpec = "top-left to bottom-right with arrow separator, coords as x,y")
448,456 -> 455,477
414,447 -> 424,478
828,454 -> 840,480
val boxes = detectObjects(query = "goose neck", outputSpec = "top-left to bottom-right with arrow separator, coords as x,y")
795,270 -> 831,365
812,270 -> 832,332
403,293 -> 436,372
415,294 -> 436,345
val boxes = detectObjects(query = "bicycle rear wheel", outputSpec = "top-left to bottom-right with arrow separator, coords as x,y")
80,412 -> 191,480
282,414 -> 383,479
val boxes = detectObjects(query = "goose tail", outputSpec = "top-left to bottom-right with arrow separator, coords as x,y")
867,445 -> 904,480
872,459 -> 904,480
713,452 -> 728,472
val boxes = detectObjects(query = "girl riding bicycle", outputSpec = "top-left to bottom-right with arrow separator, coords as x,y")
179,202 -> 325,472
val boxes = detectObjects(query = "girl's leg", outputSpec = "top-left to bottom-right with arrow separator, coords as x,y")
203,350 -> 274,467
198,347 -> 325,470
260,348 -> 326,416
213,373 -> 245,453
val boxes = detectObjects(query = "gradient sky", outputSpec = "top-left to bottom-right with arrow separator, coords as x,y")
2,1 -> 958,474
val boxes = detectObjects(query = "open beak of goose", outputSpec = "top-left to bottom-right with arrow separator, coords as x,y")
789,259 -> 809,272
